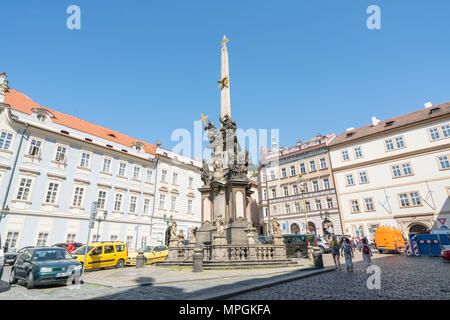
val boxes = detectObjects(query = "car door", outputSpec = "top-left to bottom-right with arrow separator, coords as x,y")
89,246 -> 103,268
14,252 -> 27,278
102,245 -> 116,267
283,236 -> 293,256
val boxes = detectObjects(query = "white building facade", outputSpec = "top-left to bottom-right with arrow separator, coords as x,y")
0,76 -> 202,251
328,102 -> 450,240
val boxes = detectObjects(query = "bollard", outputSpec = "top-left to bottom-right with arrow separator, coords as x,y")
313,251 -> 324,268
192,246 -> 203,273
136,250 -> 146,269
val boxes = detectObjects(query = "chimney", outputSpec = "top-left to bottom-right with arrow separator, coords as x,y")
296,139 -> 302,146
371,116 -> 380,126
0,73 -> 9,103
424,102 -> 433,108
346,127 -> 355,132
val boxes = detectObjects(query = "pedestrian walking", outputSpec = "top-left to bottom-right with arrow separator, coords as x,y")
361,237 -> 372,267
341,238 -> 354,272
330,235 -> 342,271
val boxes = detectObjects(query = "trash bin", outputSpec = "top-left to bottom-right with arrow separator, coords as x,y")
313,252 -> 323,268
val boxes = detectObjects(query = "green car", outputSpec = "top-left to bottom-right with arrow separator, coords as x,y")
9,247 -> 82,289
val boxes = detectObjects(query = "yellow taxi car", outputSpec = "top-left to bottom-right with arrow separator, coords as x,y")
71,241 -> 128,270
126,244 -> 169,266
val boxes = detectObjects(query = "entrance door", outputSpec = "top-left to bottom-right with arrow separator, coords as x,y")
290,223 -> 300,235
409,223 -> 428,234
308,222 -> 316,236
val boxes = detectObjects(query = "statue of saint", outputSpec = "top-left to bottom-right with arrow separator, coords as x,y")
169,221 -> 178,240
271,217 -> 282,237
178,229 -> 185,247
201,159 -> 210,185
214,215 -> 225,238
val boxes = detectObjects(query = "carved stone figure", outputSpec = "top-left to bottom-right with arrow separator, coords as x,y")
271,217 -> 282,237
189,228 -> 197,245
201,159 -> 210,185
214,215 -> 225,238
178,229 -> 185,247
206,121 -> 222,144
220,114 -> 236,131
169,221 -> 178,240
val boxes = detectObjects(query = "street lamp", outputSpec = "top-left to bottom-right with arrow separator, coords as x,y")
0,205 -> 9,222
296,174 -> 310,236
95,210 -> 108,241
163,213 -> 173,225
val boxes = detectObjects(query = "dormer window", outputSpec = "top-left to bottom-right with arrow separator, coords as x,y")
132,141 -> 145,153
37,114 -> 46,122
32,108 -> 54,123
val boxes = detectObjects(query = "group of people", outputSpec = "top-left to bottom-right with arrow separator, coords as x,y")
329,235 -> 373,272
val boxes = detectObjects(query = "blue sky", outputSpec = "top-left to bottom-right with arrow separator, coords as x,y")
2,0 -> 450,161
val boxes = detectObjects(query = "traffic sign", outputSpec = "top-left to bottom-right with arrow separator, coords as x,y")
437,218 -> 447,226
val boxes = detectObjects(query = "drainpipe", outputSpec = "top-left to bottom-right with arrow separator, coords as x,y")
148,156 -> 159,243
1,117 -> 29,225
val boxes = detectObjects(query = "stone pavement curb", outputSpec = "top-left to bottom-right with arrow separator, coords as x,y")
81,265 -> 313,289
188,266 -> 336,300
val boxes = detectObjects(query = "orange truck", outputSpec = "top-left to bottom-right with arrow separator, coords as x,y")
375,226 -> 405,253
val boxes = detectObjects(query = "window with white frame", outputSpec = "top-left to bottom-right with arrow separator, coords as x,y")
299,163 -> 306,174
263,188 -> 267,200
323,178 -> 330,190
402,163 -> 413,175
126,235 -> 133,248
295,202 -> 301,212
292,184 -> 298,195
0,131 -> 13,150
270,170 -> 276,180
55,145 -> 67,162
189,177 -> 193,187
271,189 -> 277,198
171,196 -> 177,210
36,232 -> 49,247
442,124 -> 450,137
133,166 -> 140,180
161,170 -> 167,182
364,198 -> 374,211
44,182 -> 59,204
399,192 -> 422,207
80,152 -> 91,168
351,200 -> 360,213
438,155 -> 450,170
354,147 -> 363,159
285,204 -> 290,214
114,193 -> 123,211
359,171 -> 368,184
305,201 -> 311,211
187,199 -> 193,214
283,186 -> 289,197
327,198 -> 333,209
66,233 -> 77,242
16,177 -> 33,200
341,150 -> 349,161
429,127 -> 440,140
159,194 -> 166,209
385,136 -> 405,151
312,180 -> 319,191
172,172 -> 178,184
309,160 -> 316,171
314,199 -> 321,210
72,187 -> 85,207
392,165 -> 402,177
97,190 -> 107,209
346,174 -> 355,186
146,169 -> 153,182
129,195 -> 137,213
28,139 -> 42,156
5,231 -> 19,249
264,208 -> 268,217
281,168 -> 287,178
118,162 -> 127,177
385,139 -> 394,151
395,136 -> 405,149
143,197 -> 151,214
290,166 -> 296,176
102,157 -> 112,173
428,124 -> 450,141
320,158 -> 327,169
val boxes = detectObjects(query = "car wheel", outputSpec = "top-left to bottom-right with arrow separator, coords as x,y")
9,268 -> 18,285
378,249 -> 383,254
26,272 -> 34,289
115,259 -> 124,269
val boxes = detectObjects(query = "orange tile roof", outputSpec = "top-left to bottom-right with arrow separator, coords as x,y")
3,89 -> 156,155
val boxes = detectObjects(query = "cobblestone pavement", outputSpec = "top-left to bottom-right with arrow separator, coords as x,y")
230,253 -> 450,300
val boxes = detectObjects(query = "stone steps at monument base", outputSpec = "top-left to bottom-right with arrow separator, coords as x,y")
155,260 -> 301,270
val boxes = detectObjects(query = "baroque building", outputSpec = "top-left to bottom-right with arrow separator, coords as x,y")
0,74 -> 202,250
257,134 -> 343,238
328,102 -> 450,240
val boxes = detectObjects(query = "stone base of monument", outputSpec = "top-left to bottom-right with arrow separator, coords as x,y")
196,223 -> 214,246
226,219 -> 248,245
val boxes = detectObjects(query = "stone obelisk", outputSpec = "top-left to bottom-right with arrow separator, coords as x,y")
219,35 -> 231,121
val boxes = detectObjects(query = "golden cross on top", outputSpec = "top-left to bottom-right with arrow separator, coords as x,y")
199,113 -> 209,127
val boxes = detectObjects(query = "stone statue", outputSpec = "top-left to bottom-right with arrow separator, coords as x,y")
189,228 -> 197,245
220,114 -> 236,131
169,221 -> 178,240
178,229 -> 185,247
271,217 -> 282,237
214,215 -> 225,238
201,159 -> 210,185
206,121 -> 222,144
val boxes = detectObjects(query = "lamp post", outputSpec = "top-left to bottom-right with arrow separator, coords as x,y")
163,214 -> 173,246
297,173 -> 314,260
0,205 -> 9,223
319,211 -> 330,238
95,210 -> 108,241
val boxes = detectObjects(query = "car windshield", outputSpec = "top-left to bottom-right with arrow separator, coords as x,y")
137,246 -> 154,253
72,245 -> 94,255
32,249 -> 72,261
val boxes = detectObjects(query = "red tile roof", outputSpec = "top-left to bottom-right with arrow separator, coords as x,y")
3,89 -> 156,155
329,102 -> 450,147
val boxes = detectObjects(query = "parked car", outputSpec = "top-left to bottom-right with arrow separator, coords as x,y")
258,235 -> 273,244
317,237 -> 331,253
9,247 -> 82,289
4,246 -> 35,266
52,243 -> 83,253
71,241 -> 128,270
282,234 -> 318,258
441,245 -> 450,261
375,226 -> 405,253
126,245 -> 169,266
